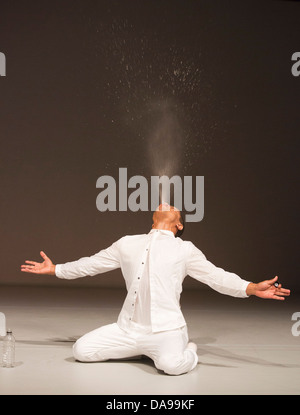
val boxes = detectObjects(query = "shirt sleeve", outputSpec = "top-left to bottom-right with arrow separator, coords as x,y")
186,243 -> 251,298
55,239 -> 121,280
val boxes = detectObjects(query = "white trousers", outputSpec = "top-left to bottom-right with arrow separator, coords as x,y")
73,323 -> 198,376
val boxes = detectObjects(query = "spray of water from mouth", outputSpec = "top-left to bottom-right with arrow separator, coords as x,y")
146,99 -> 184,208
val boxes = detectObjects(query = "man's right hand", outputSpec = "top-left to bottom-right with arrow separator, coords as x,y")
21,251 -> 56,275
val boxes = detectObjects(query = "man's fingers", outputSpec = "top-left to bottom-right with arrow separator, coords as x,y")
40,251 -> 48,260
268,275 -> 278,284
21,266 -> 38,273
276,288 -> 290,296
25,260 -> 38,265
21,264 -> 35,269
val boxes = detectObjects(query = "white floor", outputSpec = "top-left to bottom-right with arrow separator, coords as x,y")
0,285 -> 299,395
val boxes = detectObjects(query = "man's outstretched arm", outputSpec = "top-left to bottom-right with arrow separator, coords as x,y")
186,243 -> 291,300
21,251 -> 56,275
21,240 -> 121,280
246,276 -> 290,300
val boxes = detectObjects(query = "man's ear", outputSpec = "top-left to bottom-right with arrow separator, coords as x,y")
176,223 -> 183,231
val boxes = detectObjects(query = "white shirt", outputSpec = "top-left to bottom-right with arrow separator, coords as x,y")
131,248 -> 152,329
55,229 -> 251,333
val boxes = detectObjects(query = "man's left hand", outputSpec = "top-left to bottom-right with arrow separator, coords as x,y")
246,276 -> 291,300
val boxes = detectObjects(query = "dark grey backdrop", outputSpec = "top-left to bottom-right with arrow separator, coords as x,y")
0,0 -> 299,291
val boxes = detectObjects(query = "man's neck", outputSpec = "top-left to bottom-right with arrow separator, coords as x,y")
152,223 -> 176,235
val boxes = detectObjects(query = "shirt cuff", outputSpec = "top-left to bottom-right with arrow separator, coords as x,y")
243,280 -> 252,298
55,264 -> 63,278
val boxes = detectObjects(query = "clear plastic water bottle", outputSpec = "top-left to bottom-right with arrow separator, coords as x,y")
2,329 -> 15,368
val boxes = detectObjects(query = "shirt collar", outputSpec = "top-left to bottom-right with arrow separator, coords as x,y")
149,229 -> 175,238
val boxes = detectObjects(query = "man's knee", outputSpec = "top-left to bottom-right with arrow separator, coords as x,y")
72,339 -> 90,362
72,338 -> 107,362
156,355 -> 189,376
